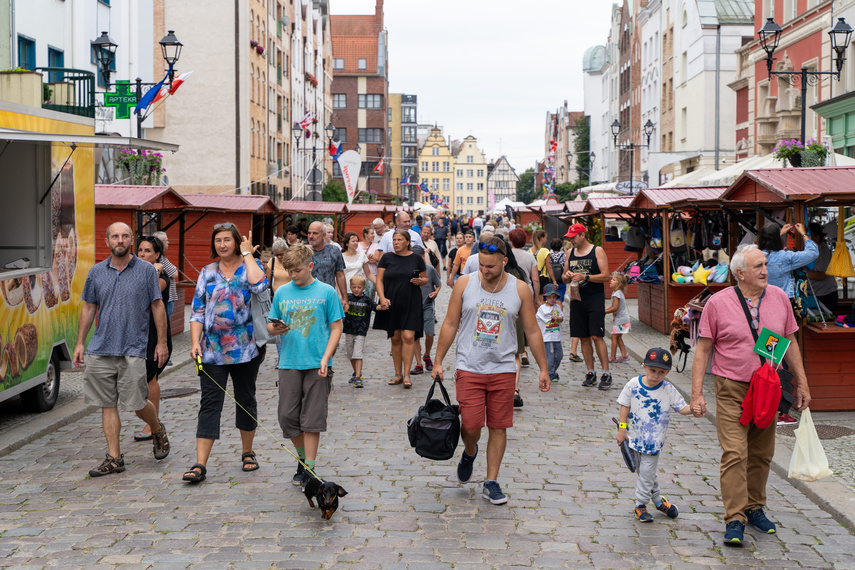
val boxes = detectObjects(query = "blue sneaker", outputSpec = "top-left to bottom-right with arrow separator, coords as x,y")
724,520 -> 745,545
354,376 -> 363,388
746,508 -> 776,534
457,445 -> 477,483
482,480 -> 507,504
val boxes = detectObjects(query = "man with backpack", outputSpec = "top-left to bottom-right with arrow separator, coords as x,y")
562,224 -> 613,390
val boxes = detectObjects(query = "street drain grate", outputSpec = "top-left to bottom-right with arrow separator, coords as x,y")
777,424 -> 855,439
160,387 -> 199,399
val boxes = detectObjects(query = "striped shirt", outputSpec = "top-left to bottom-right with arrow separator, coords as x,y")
81,256 -> 162,359
160,255 -> 178,304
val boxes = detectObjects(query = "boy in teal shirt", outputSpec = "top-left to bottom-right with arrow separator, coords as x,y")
267,245 -> 344,487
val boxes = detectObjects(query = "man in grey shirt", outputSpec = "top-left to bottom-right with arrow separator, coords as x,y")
377,211 -> 424,254
432,235 -> 550,505
73,222 -> 170,477
308,221 -> 348,312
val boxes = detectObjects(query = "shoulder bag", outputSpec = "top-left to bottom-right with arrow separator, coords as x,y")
407,378 -> 461,460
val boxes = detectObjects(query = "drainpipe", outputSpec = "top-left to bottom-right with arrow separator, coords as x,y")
715,24 -> 721,170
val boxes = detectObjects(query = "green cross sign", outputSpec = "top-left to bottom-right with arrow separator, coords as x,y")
103,81 -> 138,120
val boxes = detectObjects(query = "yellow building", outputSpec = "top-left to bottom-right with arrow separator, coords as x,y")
417,126 -> 453,209
453,135 -> 488,217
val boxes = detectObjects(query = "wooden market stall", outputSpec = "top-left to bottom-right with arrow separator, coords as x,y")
577,196 -> 639,299
720,166 -> 855,411
94,185 -> 191,334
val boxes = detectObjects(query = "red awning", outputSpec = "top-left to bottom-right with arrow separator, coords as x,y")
630,187 -> 727,210
184,194 -> 278,213
722,166 -> 855,204
94,185 -> 190,210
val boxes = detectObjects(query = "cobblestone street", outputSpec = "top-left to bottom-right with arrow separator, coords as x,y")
2,288 -> 855,569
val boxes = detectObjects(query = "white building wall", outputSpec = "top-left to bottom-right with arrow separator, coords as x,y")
639,1 -> 661,177
583,62 -> 609,185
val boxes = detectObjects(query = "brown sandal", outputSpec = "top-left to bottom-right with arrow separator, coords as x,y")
403,376 -> 413,389
388,375 -> 403,385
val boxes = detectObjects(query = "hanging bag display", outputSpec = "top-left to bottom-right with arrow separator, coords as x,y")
669,214 -> 687,252
787,408 -> 833,481
691,213 -> 706,253
625,224 -> 645,252
407,378 -> 461,460
649,216 -> 663,252
707,212 -> 725,250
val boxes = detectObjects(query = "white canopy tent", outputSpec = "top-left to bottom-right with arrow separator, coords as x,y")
492,197 -> 525,213
413,202 -> 438,214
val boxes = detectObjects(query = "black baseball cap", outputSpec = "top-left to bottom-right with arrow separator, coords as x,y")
644,347 -> 672,370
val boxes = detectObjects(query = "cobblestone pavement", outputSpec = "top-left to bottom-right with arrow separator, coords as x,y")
2,286 -> 855,569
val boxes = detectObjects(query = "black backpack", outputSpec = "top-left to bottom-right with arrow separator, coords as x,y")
407,379 -> 461,460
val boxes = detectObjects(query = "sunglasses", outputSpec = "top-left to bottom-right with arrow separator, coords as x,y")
749,305 -> 759,330
478,242 -> 504,254
213,223 -> 236,231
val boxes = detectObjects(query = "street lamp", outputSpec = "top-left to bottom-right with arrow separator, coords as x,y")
292,120 -> 335,201
611,119 -> 654,195
567,150 -> 597,186
758,16 -> 853,144
94,29 -> 183,138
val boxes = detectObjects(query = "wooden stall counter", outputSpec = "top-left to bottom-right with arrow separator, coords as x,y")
638,282 -> 730,334
601,239 -> 638,299
801,322 -> 855,411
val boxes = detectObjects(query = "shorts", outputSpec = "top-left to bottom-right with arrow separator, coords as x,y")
277,368 -> 333,438
345,333 -> 366,360
569,298 -> 606,338
612,322 -> 631,335
455,369 -> 517,431
423,302 -> 436,335
83,354 -> 149,411
556,283 -> 567,302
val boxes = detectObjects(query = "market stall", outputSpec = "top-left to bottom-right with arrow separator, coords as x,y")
576,196 -> 639,299
720,166 -> 855,411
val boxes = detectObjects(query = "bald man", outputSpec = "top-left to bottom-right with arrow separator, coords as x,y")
377,211 -> 425,254
74,222 -> 171,477
308,221 -> 348,311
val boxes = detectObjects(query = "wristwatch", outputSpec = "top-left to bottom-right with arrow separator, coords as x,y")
584,274 -> 590,283
242,251 -> 251,256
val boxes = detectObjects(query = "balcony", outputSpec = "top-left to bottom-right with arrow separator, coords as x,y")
35,68 -> 95,119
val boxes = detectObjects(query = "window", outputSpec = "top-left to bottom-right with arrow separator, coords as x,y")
443,162 -> 450,172
432,147 -> 439,156
681,107 -> 687,140
402,126 -> 417,143
333,58 -> 344,70
333,162 -> 342,177
402,107 -> 416,123
456,169 -> 463,177
457,196 -> 463,204
358,58 -> 367,70
443,179 -> 450,191
333,128 -> 346,143
466,156 -> 474,163
432,178 -> 439,189
358,128 -> 383,143
47,47 -> 64,83
358,94 -> 382,109
388,107 -> 392,122
432,161 -> 439,172
681,52 -> 687,83
477,169 -> 484,177
421,161 -> 428,171
467,183 -> 473,191
477,183 -> 484,191
467,169 -> 473,177
332,94 -> 346,108
466,197 -> 473,204
402,147 -> 417,159
477,197 -> 484,205
457,183 -> 463,191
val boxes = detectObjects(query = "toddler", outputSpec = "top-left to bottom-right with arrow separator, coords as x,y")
606,272 -> 630,362
343,274 -> 378,387
536,284 -> 564,381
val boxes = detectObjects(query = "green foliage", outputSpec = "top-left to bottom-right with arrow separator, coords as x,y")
43,83 -> 53,103
322,178 -> 347,202
588,216 -> 602,247
517,168 -> 537,204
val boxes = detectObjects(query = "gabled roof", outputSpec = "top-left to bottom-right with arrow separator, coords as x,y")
183,194 -> 278,214
95,185 -> 190,210
721,166 -> 855,205
278,200 -> 347,215
331,14 -> 381,75
583,196 -> 634,214
630,187 -> 727,210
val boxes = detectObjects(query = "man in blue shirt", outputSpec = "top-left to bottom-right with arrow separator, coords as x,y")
73,222 -> 170,477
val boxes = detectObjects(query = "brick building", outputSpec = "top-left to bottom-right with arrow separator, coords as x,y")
330,0 -> 390,199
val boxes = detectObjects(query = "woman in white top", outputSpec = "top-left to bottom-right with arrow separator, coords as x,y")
342,231 -> 375,294
358,226 -> 381,299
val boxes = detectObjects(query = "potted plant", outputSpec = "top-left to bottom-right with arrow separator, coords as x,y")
802,138 -> 829,167
772,139 -> 805,167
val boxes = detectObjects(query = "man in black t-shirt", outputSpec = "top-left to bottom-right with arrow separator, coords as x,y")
562,224 -> 612,390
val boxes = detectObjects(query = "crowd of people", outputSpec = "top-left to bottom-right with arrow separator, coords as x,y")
75,211 -> 820,545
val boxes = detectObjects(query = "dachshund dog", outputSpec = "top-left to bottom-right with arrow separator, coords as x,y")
302,472 -> 348,520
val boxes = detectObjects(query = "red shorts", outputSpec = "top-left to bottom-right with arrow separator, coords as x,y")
455,370 -> 517,431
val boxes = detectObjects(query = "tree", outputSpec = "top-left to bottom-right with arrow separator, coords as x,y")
322,178 -> 347,202
517,168 -> 537,204
572,115 -> 592,186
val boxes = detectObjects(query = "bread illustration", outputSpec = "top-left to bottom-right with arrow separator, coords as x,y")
22,275 -> 42,314
1,342 -> 19,378
1,278 -> 24,307
41,271 -> 58,308
15,324 -> 38,370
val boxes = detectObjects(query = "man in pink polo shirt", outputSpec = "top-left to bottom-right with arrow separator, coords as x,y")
691,244 -> 810,546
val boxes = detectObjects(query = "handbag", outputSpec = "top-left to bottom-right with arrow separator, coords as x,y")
787,408 -> 832,481
407,378 -> 461,460
250,286 -> 274,347
670,214 -> 687,252
734,286 -> 796,416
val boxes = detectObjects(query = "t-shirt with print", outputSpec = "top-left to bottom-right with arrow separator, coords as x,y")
698,285 -> 798,383
617,376 -> 687,454
269,278 -> 344,370
611,290 -> 630,326
343,293 -> 377,337
311,243 -> 345,289
536,303 -> 563,343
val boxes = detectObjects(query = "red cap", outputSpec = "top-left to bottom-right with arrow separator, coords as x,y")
564,223 -> 587,238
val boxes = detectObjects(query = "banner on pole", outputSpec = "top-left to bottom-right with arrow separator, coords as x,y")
338,150 -> 362,205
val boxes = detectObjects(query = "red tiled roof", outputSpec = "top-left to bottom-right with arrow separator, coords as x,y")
565,200 -> 587,213
330,15 -> 377,36
278,200 -> 347,215
94,185 -> 189,209
184,194 -> 278,214
583,196 -> 634,213
722,166 -> 855,203
630,187 -> 727,209
331,37 -> 377,75
566,111 -> 586,124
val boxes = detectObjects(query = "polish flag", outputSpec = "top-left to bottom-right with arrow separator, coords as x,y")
169,70 -> 194,94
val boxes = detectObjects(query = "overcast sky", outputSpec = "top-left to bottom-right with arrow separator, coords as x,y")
329,1 -> 615,174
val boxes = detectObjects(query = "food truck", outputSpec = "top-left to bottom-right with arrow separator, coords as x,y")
0,101 -> 176,411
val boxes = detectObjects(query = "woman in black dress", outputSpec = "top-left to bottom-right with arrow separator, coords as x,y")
134,236 -> 173,441
374,229 -> 427,388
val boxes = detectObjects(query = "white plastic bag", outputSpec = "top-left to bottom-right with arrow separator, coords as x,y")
787,409 -> 833,481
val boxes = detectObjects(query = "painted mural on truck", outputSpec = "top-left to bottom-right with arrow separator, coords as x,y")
0,109 -> 95,395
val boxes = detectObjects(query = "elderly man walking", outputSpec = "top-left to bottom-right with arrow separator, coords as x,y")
73,222 -> 171,476
691,244 -> 810,545
308,221 -> 348,312
378,211 -> 424,254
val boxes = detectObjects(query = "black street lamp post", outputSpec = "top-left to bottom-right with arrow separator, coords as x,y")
292,121 -> 336,201
611,119 -> 654,195
758,16 -> 853,145
94,30 -> 183,139
567,150 -> 596,186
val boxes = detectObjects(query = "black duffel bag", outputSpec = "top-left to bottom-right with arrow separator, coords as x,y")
407,378 -> 460,460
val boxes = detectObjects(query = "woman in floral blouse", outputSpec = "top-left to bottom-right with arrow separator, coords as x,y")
183,223 -> 268,483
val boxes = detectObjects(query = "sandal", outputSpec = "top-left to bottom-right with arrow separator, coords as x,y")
388,375 -> 403,385
241,451 -> 260,472
182,463 -> 206,483
403,376 -> 413,389
133,431 -> 152,442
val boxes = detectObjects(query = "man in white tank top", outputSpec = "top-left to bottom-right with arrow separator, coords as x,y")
432,236 -> 550,505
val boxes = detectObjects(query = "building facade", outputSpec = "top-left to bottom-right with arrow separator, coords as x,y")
330,0 -> 389,199
453,135 -> 488,217
487,156 -> 519,205
417,126 -> 454,211
583,44 -> 611,184
388,93 -> 418,202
